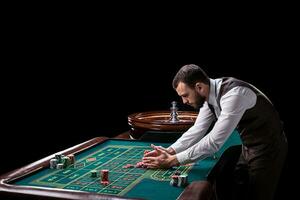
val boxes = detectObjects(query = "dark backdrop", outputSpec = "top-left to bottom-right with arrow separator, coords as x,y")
1,45 -> 292,173
1,12 -> 293,200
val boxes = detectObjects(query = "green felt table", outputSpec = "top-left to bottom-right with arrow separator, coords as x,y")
0,130 -> 241,200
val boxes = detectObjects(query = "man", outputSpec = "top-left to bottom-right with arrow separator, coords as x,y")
143,64 -> 287,200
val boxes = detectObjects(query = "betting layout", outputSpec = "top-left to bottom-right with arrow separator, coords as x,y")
28,145 -> 192,196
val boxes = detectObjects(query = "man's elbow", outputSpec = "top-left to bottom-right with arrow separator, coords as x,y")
209,139 -> 222,153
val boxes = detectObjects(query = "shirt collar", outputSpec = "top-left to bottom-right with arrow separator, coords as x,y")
208,78 -> 222,107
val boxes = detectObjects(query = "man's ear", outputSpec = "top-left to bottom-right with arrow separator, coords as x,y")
195,82 -> 202,90
195,82 -> 206,94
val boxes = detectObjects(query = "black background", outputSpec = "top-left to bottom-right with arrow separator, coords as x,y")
0,7 -> 294,199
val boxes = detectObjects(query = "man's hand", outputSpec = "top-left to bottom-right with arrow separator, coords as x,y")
144,144 -> 176,157
142,145 -> 179,169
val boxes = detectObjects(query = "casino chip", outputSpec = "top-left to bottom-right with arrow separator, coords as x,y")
170,174 -> 188,187
50,154 -> 76,169
100,169 -> 109,185
90,170 -> 98,178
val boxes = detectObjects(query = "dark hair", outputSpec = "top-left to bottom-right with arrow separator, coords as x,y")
172,64 -> 209,89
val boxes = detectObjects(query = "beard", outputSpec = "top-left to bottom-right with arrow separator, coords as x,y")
192,93 -> 206,109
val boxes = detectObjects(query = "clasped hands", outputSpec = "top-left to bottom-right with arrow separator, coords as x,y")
142,144 -> 179,169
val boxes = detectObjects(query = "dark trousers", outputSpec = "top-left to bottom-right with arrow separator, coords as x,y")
233,134 -> 288,200
214,133 -> 288,200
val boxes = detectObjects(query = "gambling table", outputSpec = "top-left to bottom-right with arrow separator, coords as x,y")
0,130 -> 241,200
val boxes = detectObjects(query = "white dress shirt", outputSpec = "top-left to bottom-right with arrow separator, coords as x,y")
169,78 -> 257,164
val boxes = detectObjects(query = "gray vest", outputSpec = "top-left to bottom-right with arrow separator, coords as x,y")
209,77 -> 284,148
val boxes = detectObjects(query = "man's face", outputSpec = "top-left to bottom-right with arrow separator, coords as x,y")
176,82 -> 206,109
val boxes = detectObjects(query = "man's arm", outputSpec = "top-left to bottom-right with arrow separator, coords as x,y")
169,102 -> 215,154
143,145 -> 180,168
175,87 -> 256,164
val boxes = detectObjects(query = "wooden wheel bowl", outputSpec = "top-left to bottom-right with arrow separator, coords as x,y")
128,111 -> 198,139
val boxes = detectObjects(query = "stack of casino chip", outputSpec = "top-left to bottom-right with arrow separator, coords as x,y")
62,156 -> 72,168
68,154 -> 75,164
90,170 -> 98,178
57,163 -> 64,169
55,154 -> 62,163
170,175 -> 179,186
50,154 -> 75,169
170,174 -> 188,187
49,158 -> 58,169
100,169 -> 109,185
